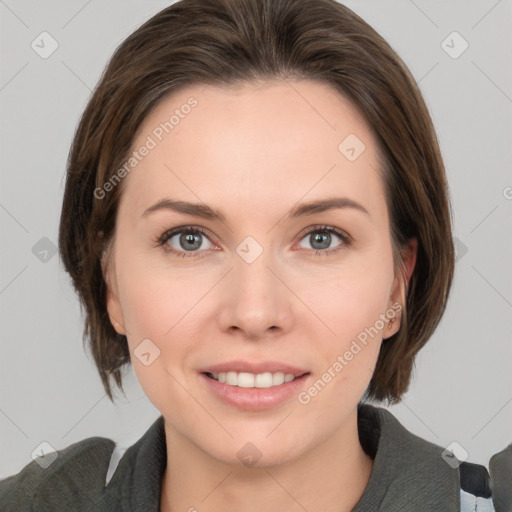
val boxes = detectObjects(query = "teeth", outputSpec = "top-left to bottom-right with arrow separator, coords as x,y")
209,371 -> 298,388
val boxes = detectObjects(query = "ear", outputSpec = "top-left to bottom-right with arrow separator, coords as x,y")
102,251 -> 127,336
386,237 -> 418,337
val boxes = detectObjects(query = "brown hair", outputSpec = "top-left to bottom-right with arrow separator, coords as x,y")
58,0 -> 455,404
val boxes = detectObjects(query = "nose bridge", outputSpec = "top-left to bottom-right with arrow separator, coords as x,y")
234,235 -> 279,304
222,235 -> 288,335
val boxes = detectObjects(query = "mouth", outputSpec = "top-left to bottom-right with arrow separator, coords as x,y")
199,369 -> 311,411
203,370 -> 309,388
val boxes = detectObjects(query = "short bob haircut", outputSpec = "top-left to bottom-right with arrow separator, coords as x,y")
58,0 -> 455,405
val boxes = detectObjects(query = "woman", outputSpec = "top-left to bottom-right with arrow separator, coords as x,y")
1,0 -> 509,510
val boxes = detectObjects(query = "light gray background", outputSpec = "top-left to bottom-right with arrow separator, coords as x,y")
1,0 -> 511,479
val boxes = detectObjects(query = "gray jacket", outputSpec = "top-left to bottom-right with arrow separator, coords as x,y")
1,404 -> 509,511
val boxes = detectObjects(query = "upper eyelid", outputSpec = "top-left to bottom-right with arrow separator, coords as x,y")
160,225 -> 217,244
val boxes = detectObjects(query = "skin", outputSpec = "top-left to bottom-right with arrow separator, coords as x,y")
104,79 -> 417,512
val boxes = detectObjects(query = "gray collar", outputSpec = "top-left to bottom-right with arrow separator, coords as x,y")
106,404 -> 460,511
353,404 -> 460,510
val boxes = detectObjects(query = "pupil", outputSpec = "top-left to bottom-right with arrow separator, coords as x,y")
181,233 -> 201,250
312,232 -> 330,250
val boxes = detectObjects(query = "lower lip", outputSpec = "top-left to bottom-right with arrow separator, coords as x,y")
199,373 -> 310,411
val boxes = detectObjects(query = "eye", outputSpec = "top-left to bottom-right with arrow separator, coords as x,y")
297,225 -> 352,256
156,226 -> 215,258
155,224 -> 352,259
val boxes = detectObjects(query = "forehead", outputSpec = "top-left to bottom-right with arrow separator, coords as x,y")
119,79 -> 385,221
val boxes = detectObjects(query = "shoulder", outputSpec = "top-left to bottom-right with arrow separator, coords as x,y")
0,415 -> 166,511
357,404 -> 509,511
488,443 -> 512,511
0,435 -> 116,511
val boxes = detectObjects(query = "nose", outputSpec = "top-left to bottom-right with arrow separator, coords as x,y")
217,246 -> 293,341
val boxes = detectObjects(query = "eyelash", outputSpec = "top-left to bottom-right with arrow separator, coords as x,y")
154,225 -> 353,258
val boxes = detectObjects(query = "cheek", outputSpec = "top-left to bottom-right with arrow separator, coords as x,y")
116,251 -> 203,339
114,253 -> 219,385
301,258 -> 392,390
114,258 -> 199,409
308,260 -> 392,338
119,275 -> 168,340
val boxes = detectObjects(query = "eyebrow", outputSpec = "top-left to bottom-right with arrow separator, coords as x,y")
141,196 -> 370,221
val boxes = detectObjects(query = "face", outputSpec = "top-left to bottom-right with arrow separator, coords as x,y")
104,79 -> 415,467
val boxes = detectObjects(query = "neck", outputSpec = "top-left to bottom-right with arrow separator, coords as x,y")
160,409 -> 373,512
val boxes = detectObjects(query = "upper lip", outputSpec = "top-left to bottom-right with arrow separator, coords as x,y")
199,360 -> 309,377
